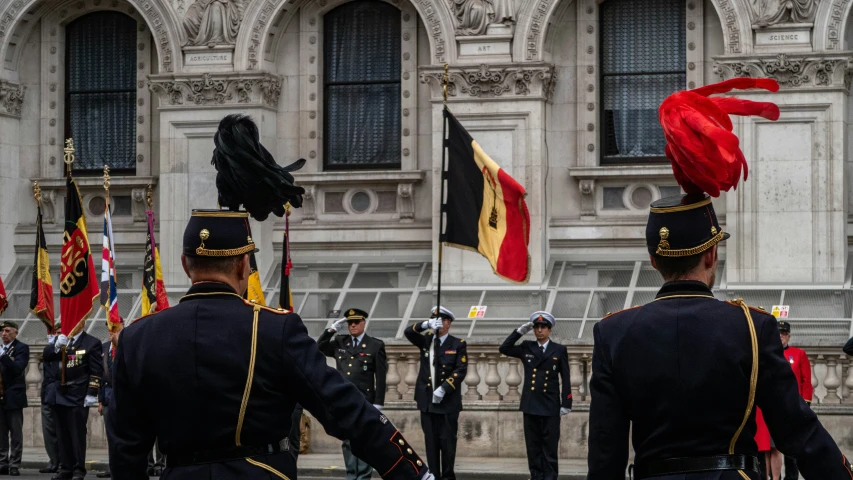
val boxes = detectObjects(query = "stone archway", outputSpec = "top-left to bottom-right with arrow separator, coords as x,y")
514,0 -> 756,62
814,0 -> 853,51
235,0 -> 455,70
0,0 -> 184,76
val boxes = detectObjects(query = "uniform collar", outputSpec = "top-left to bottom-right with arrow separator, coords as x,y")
181,282 -> 240,302
350,332 -> 366,344
537,339 -> 550,351
655,280 -> 714,300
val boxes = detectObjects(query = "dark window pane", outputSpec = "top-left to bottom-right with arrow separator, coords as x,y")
600,0 -> 685,163
66,12 -> 137,171
324,0 -> 401,170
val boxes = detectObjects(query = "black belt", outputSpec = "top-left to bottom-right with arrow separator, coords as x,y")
167,439 -> 289,468
632,454 -> 759,479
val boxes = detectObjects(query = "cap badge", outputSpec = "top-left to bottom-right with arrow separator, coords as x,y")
711,226 -> 718,235
349,310 -> 355,316
658,227 -> 671,251
199,229 -> 210,249
247,236 -> 253,243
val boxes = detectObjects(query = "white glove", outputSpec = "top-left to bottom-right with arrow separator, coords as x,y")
517,322 -> 534,335
54,334 -> 68,352
422,473 -> 436,480
432,386 -> 446,404
84,395 -> 98,408
373,404 -> 383,412
47,335 -> 56,344
560,407 -> 571,416
420,320 -> 430,330
428,317 -> 443,330
330,318 -> 347,332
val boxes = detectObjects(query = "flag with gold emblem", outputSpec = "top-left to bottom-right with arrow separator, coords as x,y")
245,252 -> 266,306
29,201 -> 54,329
59,177 -> 100,336
140,209 -> 169,316
442,108 -> 531,283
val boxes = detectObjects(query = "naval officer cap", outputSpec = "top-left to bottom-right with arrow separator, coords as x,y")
649,78 -> 780,258
530,311 -> 555,328
431,306 -> 455,322
345,308 -> 369,322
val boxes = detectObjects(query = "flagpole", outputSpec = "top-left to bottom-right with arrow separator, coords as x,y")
61,138 -> 75,388
436,63 -> 449,312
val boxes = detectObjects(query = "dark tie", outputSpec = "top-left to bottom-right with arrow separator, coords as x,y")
540,345 -> 545,354
352,337 -> 358,349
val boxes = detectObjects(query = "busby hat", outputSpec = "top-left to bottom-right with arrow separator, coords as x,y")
345,308 -> 369,322
778,320 -> 791,332
649,78 -> 780,257
431,306 -> 455,322
530,311 -> 555,328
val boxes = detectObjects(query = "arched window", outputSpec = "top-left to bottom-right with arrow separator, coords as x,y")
65,11 -> 137,172
324,0 -> 401,170
600,0 -> 685,164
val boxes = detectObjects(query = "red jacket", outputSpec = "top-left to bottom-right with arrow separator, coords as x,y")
784,345 -> 813,403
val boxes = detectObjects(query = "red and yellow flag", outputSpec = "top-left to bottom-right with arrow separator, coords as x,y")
442,108 -> 531,283
30,201 -> 54,330
0,276 -> 7,317
140,210 -> 169,316
59,177 -> 99,336
245,252 -> 266,306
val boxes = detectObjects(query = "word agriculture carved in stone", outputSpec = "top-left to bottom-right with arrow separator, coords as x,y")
420,63 -> 555,100
713,53 -> 853,90
0,81 -> 26,118
148,72 -> 282,107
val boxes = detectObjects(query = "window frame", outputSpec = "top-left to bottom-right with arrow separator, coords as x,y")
321,0 -> 403,171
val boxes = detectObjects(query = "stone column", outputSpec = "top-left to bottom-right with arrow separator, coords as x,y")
503,358 -> 521,401
823,355 -> 841,404
0,82 -> 27,276
569,354 -> 583,399
464,354 -> 481,401
483,354 -> 501,401
25,347 -> 42,405
386,355 -> 401,401
844,358 -> 853,404
404,355 -> 419,398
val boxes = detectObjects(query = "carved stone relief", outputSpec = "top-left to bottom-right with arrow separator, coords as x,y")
826,0 -> 851,49
714,53 -> 853,91
148,72 -> 282,106
0,81 -> 25,118
420,63 -> 555,100
752,0 -> 819,26
452,0 -> 515,36
183,0 -> 244,46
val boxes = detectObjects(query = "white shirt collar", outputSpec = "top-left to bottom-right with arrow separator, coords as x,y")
438,333 -> 449,345
350,332 -> 365,345
537,340 -> 550,351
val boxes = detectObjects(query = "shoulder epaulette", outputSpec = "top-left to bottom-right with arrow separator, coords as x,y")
725,300 -> 769,315
601,305 -> 643,321
460,339 -> 465,343
242,299 -> 291,315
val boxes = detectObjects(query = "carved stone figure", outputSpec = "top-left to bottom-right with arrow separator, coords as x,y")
452,0 -> 516,36
183,0 -> 244,46
753,0 -> 819,26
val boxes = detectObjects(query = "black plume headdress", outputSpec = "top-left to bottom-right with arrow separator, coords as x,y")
211,114 -> 306,221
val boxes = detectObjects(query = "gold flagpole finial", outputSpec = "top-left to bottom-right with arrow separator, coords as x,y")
284,201 -> 291,213
442,63 -> 449,106
103,165 -> 111,197
33,181 -> 41,204
63,138 -> 75,177
146,184 -> 153,210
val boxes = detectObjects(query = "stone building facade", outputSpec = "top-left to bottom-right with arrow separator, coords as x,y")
3,0 -> 853,459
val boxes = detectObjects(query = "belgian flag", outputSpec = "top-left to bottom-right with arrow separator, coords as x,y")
0,276 -> 7,317
29,202 -> 54,330
245,252 -> 266,306
59,177 -> 100,337
442,108 -> 531,283
140,210 -> 169,316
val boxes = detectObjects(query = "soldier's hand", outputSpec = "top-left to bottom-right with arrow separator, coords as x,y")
517,322 -> 534,335
98,403 -> 103,416
54,334 -> 69,352
83,395 -> 98,408
432,386 -> 446,404
420,320 -> 431,330
560,407 -> 571,416
373,404 -> 383,412
330,318 -> 347,332
428,317 -> 443,330
47,335 -> 56,344
422,472 -> 436,480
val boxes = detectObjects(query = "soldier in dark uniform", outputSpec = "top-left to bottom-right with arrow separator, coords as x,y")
318,308 -> 388,480
499,312 -> 571,480
0,321 -> 29,476
44,327 -> 103,480
40,324 -> 61,475
404,306 -> 468,480
97,321 -> 121,479
107,210 -> 433,480
587,78 -> 853,479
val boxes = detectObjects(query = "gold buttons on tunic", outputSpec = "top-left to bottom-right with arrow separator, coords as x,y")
347,372 -> 351,375
349,364 -> 352,367
399,439 -> 405,445
531,387 -> 535,391
407,448 -> 413,454
417,460 -> 423,466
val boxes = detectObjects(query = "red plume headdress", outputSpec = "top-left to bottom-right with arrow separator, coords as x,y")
658,78 -> 781,197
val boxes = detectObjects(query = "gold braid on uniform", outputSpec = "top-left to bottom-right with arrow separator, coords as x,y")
236,304 -> 261,447
729,298 -> 759,480
196,243 -> 256,257
655,230 -> 725,257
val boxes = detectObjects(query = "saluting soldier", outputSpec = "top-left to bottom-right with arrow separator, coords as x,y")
404,307 -> 467,480
499,312 -> 571,480
107,114 -> 433,480
587,78 -> 853,479
45,326 -> 103,480
318,308 -> 388,480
